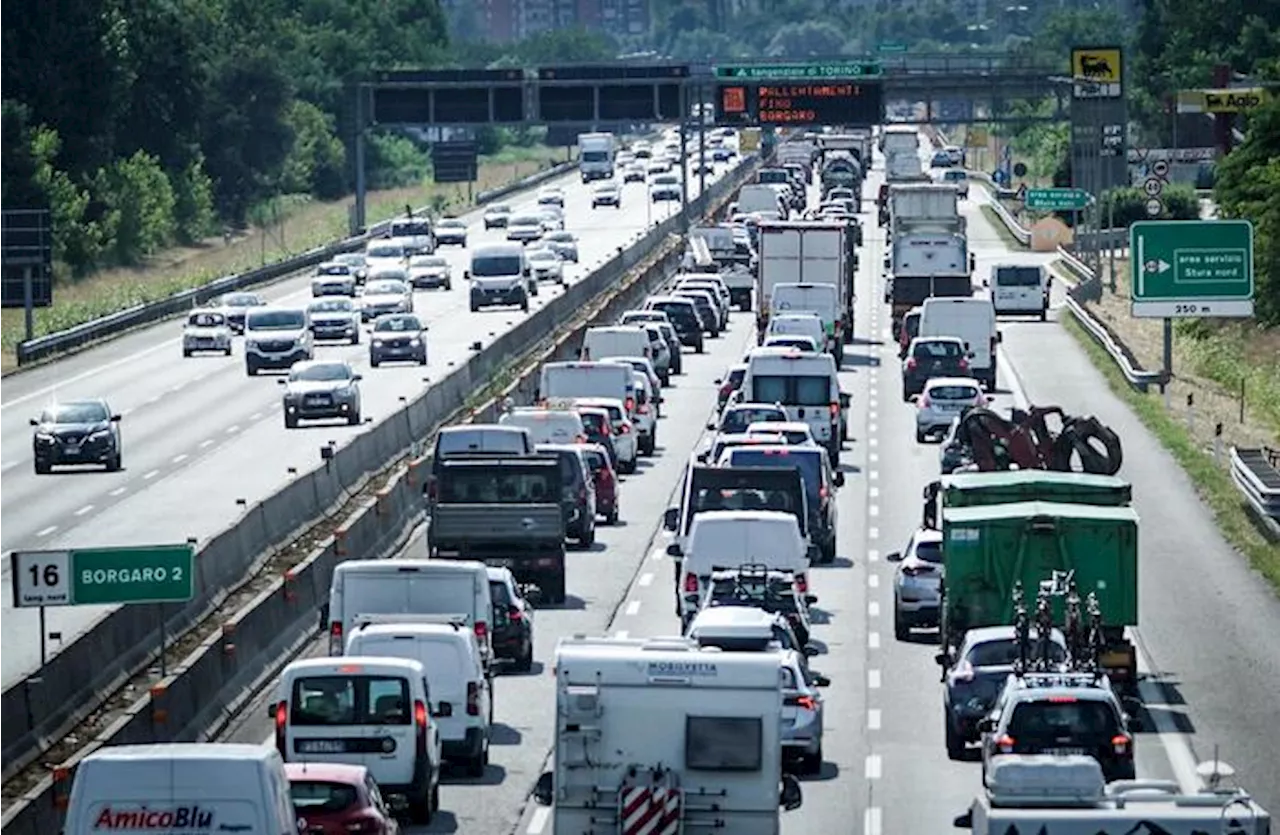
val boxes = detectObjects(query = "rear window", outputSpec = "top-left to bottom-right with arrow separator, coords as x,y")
1007,700 -> 1119,738
750,375 -> 831,407
437,430 -> 526,456
692,486 -> 801,516
290,675 -> 411,726
727,450 -> 822,498
914,540 -> 943,563
580,412 -> 608,434
929,385 -> 980,401
582,449 -> 607,471
968,639 -> 1066,668
914,341 -> 962,358
440,468 -> 558,502
996,266 -> 1042,287
290,781 -> 360,814
489,579 -> 513,608
721,407 -> 785,434
685,717 -> 762,771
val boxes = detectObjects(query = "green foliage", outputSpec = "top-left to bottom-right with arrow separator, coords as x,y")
281,100 -> 347,200
1099,184 -> 1200,228
91,150 -> 178,264
172,154 -> 218,243
366,133 -> 431,190
766,21 -> 850,58
454,27 -> 615,67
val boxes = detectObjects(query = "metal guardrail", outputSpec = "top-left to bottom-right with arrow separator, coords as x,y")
1230,447 -> 1280,539
13,160 -> 581,366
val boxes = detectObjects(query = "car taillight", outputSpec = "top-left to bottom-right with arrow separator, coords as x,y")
508,604 -> 524,622
828,402 -> 839,417
683,573 -> 699,593
819,486 -> 829,500
625,397 -> 635,412
958,357 -> 969,370
638,404 -> 650,415
1111,734 -> 1132,755
328,621 -> 343,655
787,695 -> 818,711
344,816 -> 378,833
575,434 -> 588,443
467,682 -> 480,716
414,699 -> 428,730
474,622 -> 488,642
617,423 -> 631,434
273,701 -> 287,753
906,357 -> 918,369
997,735 -> 1015,753
795,574 -> 808,593
919,394 -> 931,408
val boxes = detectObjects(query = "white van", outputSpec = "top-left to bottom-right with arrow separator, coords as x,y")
769,283 -> 841,352
327,559 -> 493,665
346,617 -> 493,777
273,657 -> 442,822
63,744 -> 297,835
990,263 -> 1049,320
428,425 -> 533,505
767,313 -> 827,354
499,406 -> 587,445
919,296 -> 1000,390
674,510 -> 809,626
580,325 -> 651,362
742,349 -> 842,461
538,360 -> 634,407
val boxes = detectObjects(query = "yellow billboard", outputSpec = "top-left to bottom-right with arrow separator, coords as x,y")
1177,88 -> 1271,114
1071,47 -> 1122,85
965,127 -> 989,148
739,127 -> 761,152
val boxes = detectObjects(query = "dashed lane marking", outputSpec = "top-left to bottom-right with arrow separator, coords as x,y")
868,709 -> 881,730
868,631 -> 880,649
143,469 -> 159,480
869,437 -> 879,447
869,398 -> 878,409
869,526 -> 879,540
869,669 -> 881,689
869,422 -> 878,434
527,806 -> 551,835
172,454 -> 188,464
868,574 -> 880,588
109,487 -> 126,497
865,754 -> 882,780
614,630 -> 629,640
864,807 -> 882,835
868,549 -> 879,562
74,505 -> 94,517
226,425 -> 240,434
869,469 -> 879,481
638,572 -> 653,587
869,487 -> 879,499
869,452 -> 879,464
625,600 -> 641,616
37,525 -> 58,537
650,549 -> 664,561
868,601 -> 880,618
869,505 -> 880,518
199,439 -> 214,448
250,412 -> 263,421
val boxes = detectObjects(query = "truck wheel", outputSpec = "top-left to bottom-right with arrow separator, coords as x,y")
409,784 -> 433,824
945,715 -> 965,761
801,746 -> 823,776
548,573 -> 566,605
1040,308 -> 1048,322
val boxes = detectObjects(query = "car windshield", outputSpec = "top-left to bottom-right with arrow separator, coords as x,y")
334,254 -> 365,267
439,220 -> 464,229
929,384 -> 980,401
247,311 -> 304,330
367,244 -> 402,258
289,675 -> 410,726
944,171 -> 966,182
750,375 -> 830,407
580,412 -> 607,433
968,638 -> 1067,668
595,184 -> 616,192
374,316 -> 421,332
412,256 -> 447,268
222,293 -> 262,307
365,281 -> 405,295
188,312 -> 225,327
309,299 -> 353,313
488,204 -> 511,214
41,402 -> 109,424
1007,700 -> 1120,739
511,215 -> 541,226
528,250 -> 556,262
915,340 -> 963,358
721,407 -> 784,434
727,449 -> 822,501
289,781 -> 359,814
471,254 -> 522,277
316,264 -> 350,276
291,363 -> 352,382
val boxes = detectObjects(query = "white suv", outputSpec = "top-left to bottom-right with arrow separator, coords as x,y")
244,307 -> 314,375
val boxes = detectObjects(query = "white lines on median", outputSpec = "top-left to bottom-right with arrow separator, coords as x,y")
869,669 -> 882,689
638,572 -> 653,587
37,525 -> 58,537
868,549 -> 879,563
869,526 -> 879,540
250,412 -> 263,421
74,505 -> 94,517
109,487 -> 127,497
869,398 -> 878,409
625,600 -> 641,616
527,806 -> 551,835
868,708 -> 882,730
172,453 -> 188,464
864,807 -> 883,835
868,437 -> 879,448
614,630 -> 629,640
868,422 -> 878,434
868,574 -> 880,588
869,469 -> 879,481
868,601 -> 880,618
226,425 -> 240,434
199,439 -> 214,449
869,452 -> 879,464
869,505 -> 880,518
869,487 -> 880,499
865,754 -> 882,780
868,631 -> 881,650
143,469 -> 159,480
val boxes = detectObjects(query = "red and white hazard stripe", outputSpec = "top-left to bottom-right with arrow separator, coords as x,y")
620,785 -> 680,835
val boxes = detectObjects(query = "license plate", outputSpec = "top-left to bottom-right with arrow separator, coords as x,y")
305,396 -> 329,405
64,444 -> 82,454
297,739 -> 348,754
1046,747 -> 1086,755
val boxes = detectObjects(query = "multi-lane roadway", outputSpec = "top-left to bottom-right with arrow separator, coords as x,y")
0,156 -> 734,684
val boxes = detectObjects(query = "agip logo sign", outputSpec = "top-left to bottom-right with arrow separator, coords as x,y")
1070,47 -> 1122,99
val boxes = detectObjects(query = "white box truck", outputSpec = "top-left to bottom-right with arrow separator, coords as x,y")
755,221 -> 854,350
531,636 -> 804,835
578,132 -> 617,182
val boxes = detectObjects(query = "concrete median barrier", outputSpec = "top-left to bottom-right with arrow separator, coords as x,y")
0,156 -> 757,832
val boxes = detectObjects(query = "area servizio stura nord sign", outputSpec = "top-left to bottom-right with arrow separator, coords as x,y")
1129,220 -> 1255,318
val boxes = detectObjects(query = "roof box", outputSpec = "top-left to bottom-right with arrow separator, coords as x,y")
986,755 -> 1106,807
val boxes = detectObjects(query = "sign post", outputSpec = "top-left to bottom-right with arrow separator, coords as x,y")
1024,187 -> 1092,212
1130,220 -> 1255,318
10,544 -> 196,673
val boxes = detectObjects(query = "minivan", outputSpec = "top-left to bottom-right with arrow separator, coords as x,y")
244,306 -> 313,375
580,325 -> 652,363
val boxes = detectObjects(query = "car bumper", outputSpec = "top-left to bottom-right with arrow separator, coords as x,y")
247,348 -> 309,369
412,275 -> 449,288
312,324 -> 357,340
533,271 -> 561,282
361,307 -> 405,321
491,625 -> 530,660
471,287 -> 526,307
286,398 -> 357,419
782,713 -> 823,752
371,342 -> 424,361
917,408 -> 965,431
34,438 -> 116,465
895,589 -> 941,620
184,338 -> 229,352
437,236 -> 466,246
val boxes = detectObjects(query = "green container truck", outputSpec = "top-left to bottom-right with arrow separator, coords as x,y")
922,471 -> 1131,529
940,499 -> 1140,690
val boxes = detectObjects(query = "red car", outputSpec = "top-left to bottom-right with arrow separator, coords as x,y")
581,443 -> 619,525
287,763 -> 400,835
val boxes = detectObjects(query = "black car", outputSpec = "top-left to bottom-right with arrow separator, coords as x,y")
677,292 -> 722,338
577,408 -> 618,468
701,566 -> 818,647
488,568 -> 536,671
533,444 -> 597,548
30,399 -> 123,473
647,297 -> 704,353
902,337 -> 971,399
369,314 -> 428,366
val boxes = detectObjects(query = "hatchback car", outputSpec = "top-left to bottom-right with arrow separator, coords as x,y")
536,187 -> 564,207
434,217 -> 467,246
308,298 -> 361,344
916,377 -> 988,442
526,247 -> 565,285
369,313 -> 428,367
487,566 -> 536,671
279,360 -> 362,428
360,278 -> 414,321
542,231 -> 579,262
30,399 -> 122,474
623,162 -> 646,183
182,309 -> 233,356
408,255 -> 452,290
888,527 -> 945,639
714,365 -> 748,412
534,443 -> 597,548
902,336 -> 971,399
580,443 -> 620,525
591,181 -> 622,208
709,402 -> 788,436
311,262 -> 357,297
286,762 -> 400,835
645,296 -> 704,353
506,214 -> 544,243
483,203 -> 512,229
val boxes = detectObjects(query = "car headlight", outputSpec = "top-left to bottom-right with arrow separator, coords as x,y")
35,431 -> 54,441
409,338 -> 422,346
372,339 -> 384,347
89,429 -> 113,442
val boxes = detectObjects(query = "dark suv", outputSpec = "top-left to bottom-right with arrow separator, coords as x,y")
647,297 -> 705,353
488,567 -> 535,671
902,337 -> 971,399
534,444 -> 597,548
30,399 -> 123,473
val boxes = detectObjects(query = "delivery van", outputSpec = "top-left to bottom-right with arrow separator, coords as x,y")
919,297 -> 1000,391
63,743 -> 296,835
990,263 -> 1049,320
538,361 -> 634,407
742,349 -> 842,462
580,326 -> 651,362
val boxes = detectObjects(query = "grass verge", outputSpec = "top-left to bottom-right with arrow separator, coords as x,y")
1061,313 -> 1280,592
0,145 -> 564,374
981,204 -> 1027,250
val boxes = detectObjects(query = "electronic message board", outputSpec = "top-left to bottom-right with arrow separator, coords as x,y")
714,81 -> 883,128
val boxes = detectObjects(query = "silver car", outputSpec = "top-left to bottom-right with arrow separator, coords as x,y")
359,276 -> 413,320
916,377 -> 987,442
526,248 -> 565,285
408,254 -> 452,290
483,203 -> 512,229
781,650 -> 828,775
542,231 -> 579,262
591,181 -> 621,208
331,252 -> 369,284
434,217 -> 468,247
889,527 -> 945,639
538,207 -> 565,232
311,262 -> 357,297
182,310 -> 232,357
279,360 -> 362,428
307,297 -> 361,344
506,213 -> 544,243
217,291 -> 267,333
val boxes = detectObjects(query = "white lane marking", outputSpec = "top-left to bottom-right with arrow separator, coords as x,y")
869,487 -> 880,499
868,709 -> 882,730
869,669 -> 881,689
865,754 -> 882,780
37,525 -> 58,537
1136,637 -> 1201,792
199,439 -> 214,448
625,600 -> 641,616
74,505 -> 94,517
868,601 -> 880,618
869,422 -> 878,433
226,425 -> 240,434
1,338 -> 185,410
870,452 -> 879,463
144,395 -> 159,405
869,398 -> 878,409
864,807 -> 883,835
651,549 -> 664,561
868,549 -> 879,562
869,505 -> 880,518
869,526 -> 879,540
638,573 -> 653,587
868,411 -> 877,422
868,574 -> 880,588
868,631 -> 881,649
614,630 -> 629,640
169,383 -> 185,393
109,487 -> 127,497
143,469 -> 159,480
172,453 -> 188,464
250,412 -> 262,420
869,437 -> 879,447
119,408 -> 133,417
869,469 -> 879,481
527,807 -> 551,835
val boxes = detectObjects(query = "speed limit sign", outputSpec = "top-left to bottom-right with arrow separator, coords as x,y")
11,550 -> 72,607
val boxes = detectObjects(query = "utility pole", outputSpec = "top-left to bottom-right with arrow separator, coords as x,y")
354,84 -> 368,234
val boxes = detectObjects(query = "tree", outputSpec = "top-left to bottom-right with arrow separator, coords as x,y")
92,150 -> 177,264
280,100 -> 347,199
1214,98 -> 1280,326
765,21 -> 849,58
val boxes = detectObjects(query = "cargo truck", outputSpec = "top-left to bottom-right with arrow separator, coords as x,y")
756,221 -> 855,347
885,184 -> 963,233
922,470 -> 1132,529
937,500 -> 1140,691
577,132 -> 617,182
887,226 -> 974,335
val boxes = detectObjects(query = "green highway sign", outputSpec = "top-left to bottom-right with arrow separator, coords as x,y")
877,42 -> 908,53
1130,220 -> 1255,318
1024,187 -> 1091,211
714,61 -> 883,80
10,544 -> 195,608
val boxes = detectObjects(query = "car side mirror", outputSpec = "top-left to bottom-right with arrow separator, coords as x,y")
29,418 -> 38,427
802,644 -> 820,657
934,652 -> 950,668
985,396 -> 994,404
533,772 -> 554,806
667,543 -> 683,557
996,331 -> 1003,343
833,472 -> 845,488
663,507 -> 679,531
352,374 -> 362,382
812,674 -> 831,687
976,717 -> 995,734
969,254 -> 977,271
432,703 -> 452,718
463,269 -> 470,279
780,773 -> 804,810
523,587 -> 543,606
110,414 -> 122,422
886,551 -> 903,562
804,594 -> 819,605
712,378 -> 722,385
266,701 -> 280,719
839,392 -> 851,408
953,810 -> 974,829
683,594 -> 700,605
981,278 -> 990,288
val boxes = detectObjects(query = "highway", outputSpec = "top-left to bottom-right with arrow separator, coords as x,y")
0,154 -> 734,685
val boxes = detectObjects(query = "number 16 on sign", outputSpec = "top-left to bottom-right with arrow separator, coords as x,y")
10,551 -> 71,666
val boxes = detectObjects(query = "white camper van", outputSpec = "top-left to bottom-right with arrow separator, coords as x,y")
531,636 -> 804,835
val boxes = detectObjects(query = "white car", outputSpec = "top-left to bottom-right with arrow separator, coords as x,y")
647,159 -> 672,175
650,174 -> 681,202
538,207 -> 565,232
915,377 -> 987,442
623,162 -> 646,183
408,254 -> 452,290
311,262 -> 357,297
526,247 -> 565,285
435,217 -> 468,246
331,252 -> 369,284
743,421 -> 817,447
359,278 -> 414,320
591,181 -> 622,208
542,231 -> 579,262
506,213 -> 544,243
536,187 -> 565,207
364,239 -> 408,274
307,297 -> 361,344
761,334 -> 820,353
888,528 -> 945,640
182,309 -> 232,357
